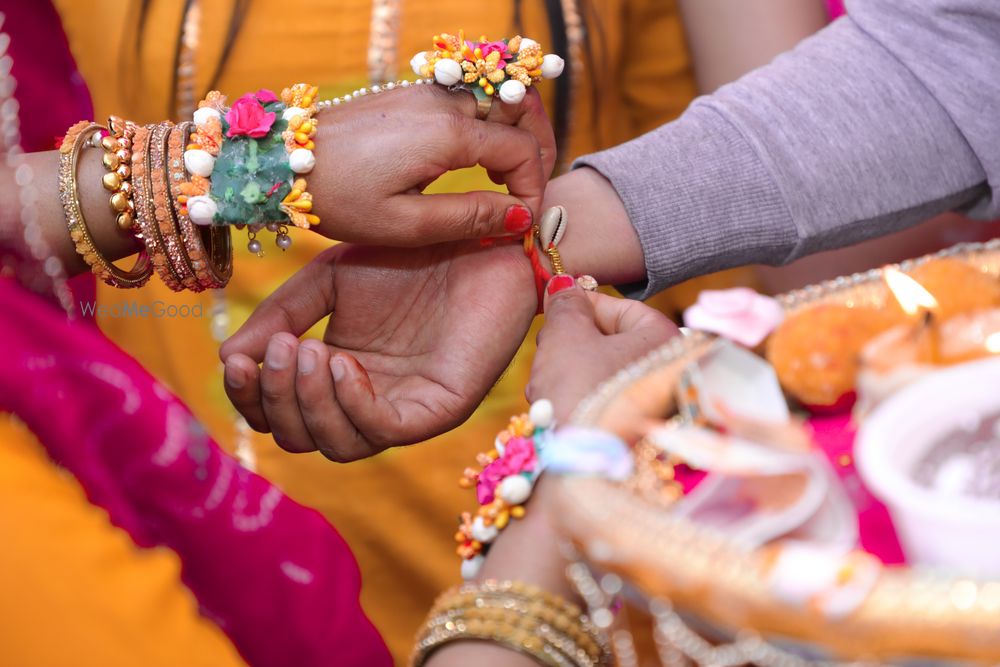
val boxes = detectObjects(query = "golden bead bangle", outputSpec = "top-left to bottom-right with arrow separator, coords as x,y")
167,122 -> 232,289
59,121 -> 152,289
101,115 -> 137,232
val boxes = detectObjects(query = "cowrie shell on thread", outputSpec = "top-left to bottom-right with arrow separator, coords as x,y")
539,205 -> 567,247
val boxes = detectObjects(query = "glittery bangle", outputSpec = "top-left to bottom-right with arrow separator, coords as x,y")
131,123 -> 182,292
59,120 -> 152,289
149,121 -> 199,291
167,122 -> 232,289
411,579 -> 612,667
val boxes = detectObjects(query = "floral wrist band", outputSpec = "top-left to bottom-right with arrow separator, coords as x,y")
411,32 -> 564,110
179,84 -> 320,255
455,399 -> 556,580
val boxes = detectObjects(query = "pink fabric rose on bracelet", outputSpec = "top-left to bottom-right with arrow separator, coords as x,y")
683,287 -> 784,347
225,93 -> 277,139
476,436 -> 538,505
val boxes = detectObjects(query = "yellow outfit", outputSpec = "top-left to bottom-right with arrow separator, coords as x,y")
37,0 -> 748,662
0,417 -> 244,666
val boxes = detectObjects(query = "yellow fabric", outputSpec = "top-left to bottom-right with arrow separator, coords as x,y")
49,0 -> 754,662
0,415 -> 245,667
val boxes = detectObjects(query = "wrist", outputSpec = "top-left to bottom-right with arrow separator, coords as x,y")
31,148 -> 143,277
542,167 -> 646,288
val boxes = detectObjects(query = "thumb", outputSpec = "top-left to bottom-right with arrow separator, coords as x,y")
390,191 -> 534,245
589,291 -> 682,338
541,275 -> 598,335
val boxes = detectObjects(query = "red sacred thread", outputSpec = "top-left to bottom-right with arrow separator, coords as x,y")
523,230 -> 551,313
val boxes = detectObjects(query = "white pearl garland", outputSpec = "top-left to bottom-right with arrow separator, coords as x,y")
314,77 -> 435,112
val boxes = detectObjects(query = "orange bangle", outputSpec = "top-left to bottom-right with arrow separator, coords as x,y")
132,123 -> 182,291
167,122 -> 232,289
149,121 -> 199,291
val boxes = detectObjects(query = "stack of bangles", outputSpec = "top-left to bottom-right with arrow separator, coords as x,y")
411,579 -> 613,667
58,31 -> 567,292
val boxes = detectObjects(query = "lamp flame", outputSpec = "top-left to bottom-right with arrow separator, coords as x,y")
986,332 -> 1000,354
883,267 -> 939,316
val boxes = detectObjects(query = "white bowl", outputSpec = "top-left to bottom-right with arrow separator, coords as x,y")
856,357 -> 1000,576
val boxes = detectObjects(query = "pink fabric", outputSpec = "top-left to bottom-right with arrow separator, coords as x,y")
5,0 -> 97,314
0,279 -> 391,667
807,414 -> 905,564
673,414 -> 905,564
826,0 -> 846,19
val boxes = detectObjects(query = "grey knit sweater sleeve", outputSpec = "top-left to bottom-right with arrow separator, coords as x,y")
575,0 -> 998,299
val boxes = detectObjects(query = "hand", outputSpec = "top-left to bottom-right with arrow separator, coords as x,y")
528,275 -> 680,421
310,85 -> 556,245
219,241 -> 536,461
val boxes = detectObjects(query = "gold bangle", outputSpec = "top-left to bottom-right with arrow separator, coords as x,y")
59,121 -> 152,289
411,580 -> 612,667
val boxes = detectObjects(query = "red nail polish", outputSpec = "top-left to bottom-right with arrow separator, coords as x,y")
503,205 -> 532,233
547,274 -> 575,295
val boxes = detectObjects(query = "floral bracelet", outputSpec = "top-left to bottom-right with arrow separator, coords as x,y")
178,84 -> 320,254
455,399 -> 556,579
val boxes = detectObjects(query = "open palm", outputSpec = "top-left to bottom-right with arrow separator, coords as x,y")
219,241 -> 536,461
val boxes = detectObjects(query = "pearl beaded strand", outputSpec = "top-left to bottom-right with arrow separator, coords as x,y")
314,77 -> 435,112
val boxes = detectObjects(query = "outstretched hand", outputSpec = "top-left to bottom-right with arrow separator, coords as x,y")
528,275 -> 681,422
219,242 -> 537,461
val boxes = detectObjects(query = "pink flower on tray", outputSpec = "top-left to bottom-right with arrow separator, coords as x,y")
255,88 -> 279,104
476,436 -> 538,505
225,93 -> 277,139
683,287 -> 785,348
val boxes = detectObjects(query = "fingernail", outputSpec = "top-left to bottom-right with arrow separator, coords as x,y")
503,204 -> 532,234
547,274 -> 575,295
224,362 -> 245,389
298,346 -> 316,375
265,338 -> 292,370
331,357 -> 346,382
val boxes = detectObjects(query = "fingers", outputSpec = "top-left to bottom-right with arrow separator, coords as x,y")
454,119 -> 545,216
223,352 -> 268,432
383,114 -> 544,244
294,340 -> 381,462
540,274 -> 599,336
450,86 -> 557,179
328,353 -> 404,452
219,247 -> 337,362
383,113 -> 546,245
258,333 -> 317,451
485,88 -> 557,179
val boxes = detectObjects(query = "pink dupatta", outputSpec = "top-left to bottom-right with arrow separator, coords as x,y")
0,278 -> 391,666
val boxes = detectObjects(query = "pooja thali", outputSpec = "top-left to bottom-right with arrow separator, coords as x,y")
553,239 -> 1000,664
